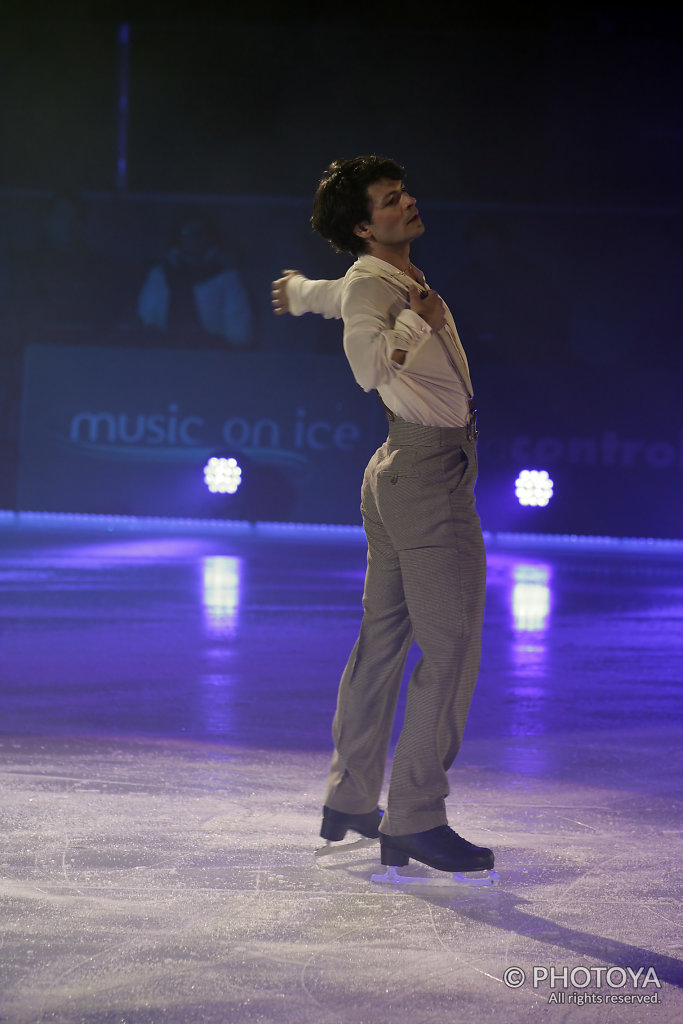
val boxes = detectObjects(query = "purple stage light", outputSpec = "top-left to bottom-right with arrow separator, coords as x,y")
515,469 -> 554,507
203,457 -> 243,495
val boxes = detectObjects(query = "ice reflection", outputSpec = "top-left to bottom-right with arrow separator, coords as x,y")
507,563 -> 553,746
511,563 -> 551,683
512,645 -> 547,680
512,563 -> 551,632
202,556 -> 242,635
198,672 -> 236,736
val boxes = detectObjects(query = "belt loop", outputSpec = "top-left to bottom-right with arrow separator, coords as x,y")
467,399 -> 478,442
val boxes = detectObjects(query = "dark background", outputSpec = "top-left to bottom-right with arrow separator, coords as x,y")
0,3 -> 680,206
0,2 -> 681,535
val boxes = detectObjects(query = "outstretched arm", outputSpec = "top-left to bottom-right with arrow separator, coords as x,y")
271,270 -> 301,315
271,270 -> 344,320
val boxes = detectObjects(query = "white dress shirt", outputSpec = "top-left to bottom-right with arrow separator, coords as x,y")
287,255 -> 473,428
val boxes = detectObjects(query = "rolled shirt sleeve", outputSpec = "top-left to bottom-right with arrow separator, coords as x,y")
341,274 -> 433,391
281,255 -> 470,427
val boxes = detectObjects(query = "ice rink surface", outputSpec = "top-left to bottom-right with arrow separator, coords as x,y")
1,513 -> 681,1023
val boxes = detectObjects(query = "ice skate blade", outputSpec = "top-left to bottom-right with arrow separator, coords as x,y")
371,865 -> 500,887
315,836 -> 380,858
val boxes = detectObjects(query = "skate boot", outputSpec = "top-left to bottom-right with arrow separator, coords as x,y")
372,825 -> 498,887
315,806 -> 383,858
380,825 -> 493,871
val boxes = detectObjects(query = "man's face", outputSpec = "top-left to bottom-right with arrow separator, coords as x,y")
359,178 -> 425,248
178,218 -> 212,266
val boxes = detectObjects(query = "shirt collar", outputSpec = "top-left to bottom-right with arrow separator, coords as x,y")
354,253 -> 413,278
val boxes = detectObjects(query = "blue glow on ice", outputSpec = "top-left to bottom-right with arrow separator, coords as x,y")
2,511 -> 682,553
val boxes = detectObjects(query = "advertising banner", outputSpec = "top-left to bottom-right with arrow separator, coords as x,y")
18,344 -> 386,524
18,344 -> 682,538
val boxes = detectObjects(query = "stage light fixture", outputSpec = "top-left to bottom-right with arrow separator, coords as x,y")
203,456 -> 243,495
515,469 -> 554,507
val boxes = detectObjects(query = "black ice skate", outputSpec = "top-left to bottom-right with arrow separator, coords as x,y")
372,825 -> 499,887
314,805 -> 383,858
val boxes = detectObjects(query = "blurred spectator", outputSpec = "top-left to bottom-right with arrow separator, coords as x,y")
137,209 -> 253,347
4,191 -> 118,340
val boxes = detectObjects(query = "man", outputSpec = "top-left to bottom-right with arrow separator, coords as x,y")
138,209 -> 253,348
272,156 -> 493,874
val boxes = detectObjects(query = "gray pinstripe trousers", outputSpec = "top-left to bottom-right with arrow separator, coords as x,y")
324,417 -> 487,836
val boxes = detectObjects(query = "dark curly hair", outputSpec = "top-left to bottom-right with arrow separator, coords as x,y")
311,155 -> 405,257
